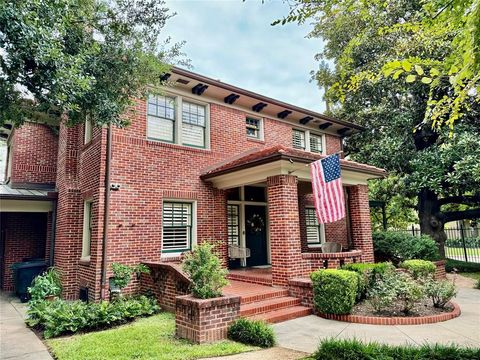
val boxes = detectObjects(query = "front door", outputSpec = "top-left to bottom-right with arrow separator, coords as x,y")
245,205 -> 268,266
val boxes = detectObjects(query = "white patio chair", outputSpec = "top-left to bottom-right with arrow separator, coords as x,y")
321,242 -> 342,253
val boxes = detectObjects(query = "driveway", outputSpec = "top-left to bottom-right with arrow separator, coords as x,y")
0,292 -> 52,360
274,286 -> 480,354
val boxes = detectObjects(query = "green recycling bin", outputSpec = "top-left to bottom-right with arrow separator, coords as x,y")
11,260 -> 47,302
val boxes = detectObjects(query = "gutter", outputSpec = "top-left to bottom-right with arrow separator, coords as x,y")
100,124 -> 112,300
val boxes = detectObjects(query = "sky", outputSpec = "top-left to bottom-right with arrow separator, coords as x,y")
163,0 -> 326,112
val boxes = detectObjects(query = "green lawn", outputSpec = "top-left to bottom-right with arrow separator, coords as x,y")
460,272 -> 480,281
445,247 -> 480,257
46,312 -> 256,360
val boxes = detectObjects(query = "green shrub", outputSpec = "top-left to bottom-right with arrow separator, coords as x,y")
373,231 -> 439,264
445,259 -> 480,273
227,318 -> 275,348
28,268 -> 62,301
366,271 -> 398,313
341,262 -> 395,300
311,269 -> 358,315
111,263 -> 150,290
395,272 -> 425,314
425,279 -> 457,308
400,259 -> 436,279
182,242 -> 229,299
312,338 -> 480,360
445,237 -> 480,248
26,295 -> 160,338
475,279 -> 480,290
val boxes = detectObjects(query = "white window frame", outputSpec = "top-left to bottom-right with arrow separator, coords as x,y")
84,117 -> 93,144
147,93 -> 210,150
161,200 -> 197,254
305,206 -> 325,247
81,200 -> 93,260
292,128 -> 325,154
246,116 -> 264,140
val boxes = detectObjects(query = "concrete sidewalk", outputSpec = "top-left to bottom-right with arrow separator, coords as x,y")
274,287 -> 480,354
0,292 -> 52,360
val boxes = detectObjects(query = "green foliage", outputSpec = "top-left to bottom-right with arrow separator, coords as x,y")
182,242 -> 229,299
425,279 -> 457,308
366,271 -> 399,313
26,295 -> 160,338
475,279 -> 480,290
446,237 -> 480,248
395,272 -> 425,314
227,318 -> 275,348
445,259 -> 480,273
111,263 -> 150,290
373,231 -> 439,264
400,260 -> 436,280
341,262 -> 395,300
312,338 -> 480,360
310,269 -> 358,315
0,0 -> 187,127
28,268 -> 62,301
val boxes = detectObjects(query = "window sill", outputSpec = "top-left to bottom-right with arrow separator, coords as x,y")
146,139 -> 211,153
307,244 -> 323,248
247,137 -> 265,144
79,257 -> 91,266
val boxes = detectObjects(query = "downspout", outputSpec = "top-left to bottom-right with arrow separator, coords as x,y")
100,124 -> 112,300
49,200 -> 57,267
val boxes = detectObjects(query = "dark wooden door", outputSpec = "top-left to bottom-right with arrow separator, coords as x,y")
245,205 -> 268,267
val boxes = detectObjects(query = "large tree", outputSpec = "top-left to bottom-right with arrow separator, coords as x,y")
0,0 -> 186,128
277,0 -> 480,256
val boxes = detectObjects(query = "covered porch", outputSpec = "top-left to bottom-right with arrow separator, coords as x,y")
201,145 -> 385,287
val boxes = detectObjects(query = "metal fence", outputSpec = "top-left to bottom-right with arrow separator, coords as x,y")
393,225 -> 480,263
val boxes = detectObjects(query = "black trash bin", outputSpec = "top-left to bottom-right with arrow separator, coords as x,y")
11,260 -> 47,302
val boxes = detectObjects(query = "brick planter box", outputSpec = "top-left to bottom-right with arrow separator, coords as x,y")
434,260 -> 446,280
175,294 -> 241,344
317,302 -> 460,325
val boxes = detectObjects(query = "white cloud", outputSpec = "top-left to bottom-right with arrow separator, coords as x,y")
163,0 -> 326,112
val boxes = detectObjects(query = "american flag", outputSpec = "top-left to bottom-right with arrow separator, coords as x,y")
310,154 -> 345,223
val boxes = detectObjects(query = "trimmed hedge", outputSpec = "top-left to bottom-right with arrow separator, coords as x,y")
227,318 -> 275,348
312,338 -> 480,360
341,262 -> 394,300
400,259 -> 436,279
26,295 -> 160,338
311,269 -> 358,315
445,259 -> 480,273
373,231 -> 439,264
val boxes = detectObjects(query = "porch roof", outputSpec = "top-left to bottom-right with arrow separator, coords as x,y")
201,145 -> 386,189
0,184 -> 56,212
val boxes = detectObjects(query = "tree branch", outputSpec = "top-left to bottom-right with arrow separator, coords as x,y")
439,195 -> 480,206
443,208 -> 480,223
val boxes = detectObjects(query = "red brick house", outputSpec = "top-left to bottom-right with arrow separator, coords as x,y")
0,67 -> 385,304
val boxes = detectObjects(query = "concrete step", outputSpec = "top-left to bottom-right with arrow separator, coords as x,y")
240,296 -> 301,317
248,305 -> 312,324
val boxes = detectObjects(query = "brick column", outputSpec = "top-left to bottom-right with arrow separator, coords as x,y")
267,175 -> 304,286
348,185 -> 374,262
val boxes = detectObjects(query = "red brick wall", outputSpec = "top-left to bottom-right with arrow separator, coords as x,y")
1,213 -> 48,291
348,185 -> 374,262
9,123 -> 58,186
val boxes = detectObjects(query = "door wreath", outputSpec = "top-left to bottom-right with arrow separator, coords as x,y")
246,213 -> 265,233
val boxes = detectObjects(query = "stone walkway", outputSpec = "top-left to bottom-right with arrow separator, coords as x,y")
274,286 -> 480,354
0,293 -> 52,360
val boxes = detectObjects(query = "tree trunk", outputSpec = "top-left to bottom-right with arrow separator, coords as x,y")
418,189 -> 447,258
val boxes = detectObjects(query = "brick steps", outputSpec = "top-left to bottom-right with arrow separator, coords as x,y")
227,273 -> 272,286
248,305 -> 312,324
240,296 -> 301,317
240,288 -> 289,304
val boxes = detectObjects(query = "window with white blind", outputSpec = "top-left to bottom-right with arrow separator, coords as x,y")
305,207 -> 325,245
182,101 -> 206,148
292,129 -> 306,149
147,94 -> 176,143
227,204 -> 240,246
310,133 -> 323,154
82,201 -> 93,258
162,202 -> 193,252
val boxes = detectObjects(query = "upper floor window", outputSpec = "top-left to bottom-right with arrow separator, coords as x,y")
305,207 -> 325,245
310,133 -> 323,154
82,200 -> 93,259
147,93 -> 209,149
246,117 -> 261,139
292,129 -> 324,154
182,101 -> 206,148
292,129 -> 306,150
147,95 -> 176,143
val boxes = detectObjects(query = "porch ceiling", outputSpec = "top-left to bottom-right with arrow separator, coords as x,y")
201,145 -> 386,190
0,184 -> 56,212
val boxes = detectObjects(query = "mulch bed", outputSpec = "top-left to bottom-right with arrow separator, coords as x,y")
351,299 -> 453,318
